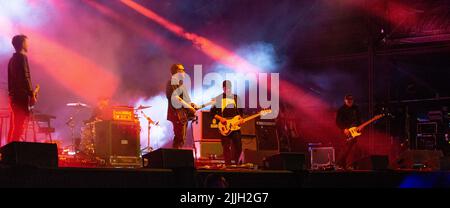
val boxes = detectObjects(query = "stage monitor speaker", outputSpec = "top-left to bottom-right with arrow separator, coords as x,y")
194,139 -> 223,160
263,152 -> 305,171
143,148 -> 194,169
256,124 -> 279,151
396,150 -> 443,170
94,120 -> 140,159
440,157 -> 450,170
240,149 -> 278,167
0,142 -> 58,168
353,155 -> 389,170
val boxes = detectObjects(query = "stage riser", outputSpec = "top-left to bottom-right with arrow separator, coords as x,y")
0,166 -> 449,188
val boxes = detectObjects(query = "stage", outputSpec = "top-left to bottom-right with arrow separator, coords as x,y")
1,165 -> 449,188
1,0 -> 450,192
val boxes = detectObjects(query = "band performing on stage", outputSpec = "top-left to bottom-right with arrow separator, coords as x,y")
1,0 -> 450,190
1,33 -> 448,171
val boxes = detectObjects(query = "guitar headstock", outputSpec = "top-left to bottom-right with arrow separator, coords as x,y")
374,112 -> 394,120
260,109 -> 272,116
379,112 -> 393,118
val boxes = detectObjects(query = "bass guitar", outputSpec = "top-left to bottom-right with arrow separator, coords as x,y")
214,109 -> 272,136
345,113 -> 387,141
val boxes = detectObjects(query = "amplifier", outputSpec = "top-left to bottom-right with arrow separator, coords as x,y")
201,111 -> 222,140
256,121 -> 276,126
112,106 -> 135,122
309,147 -> 335,170
416,134 -> 437,150
194,139 -> 223,160
94,120 -> 140,166
256,125 -> 279,151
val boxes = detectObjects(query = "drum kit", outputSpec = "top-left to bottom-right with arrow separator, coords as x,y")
65,102 -> 156,157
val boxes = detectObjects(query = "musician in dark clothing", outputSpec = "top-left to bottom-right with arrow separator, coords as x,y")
335,94 -> 362,169
7,35 -> 36,143
166,64 -> 197,149
210,80 -> 244,166
89,97 -> 112,121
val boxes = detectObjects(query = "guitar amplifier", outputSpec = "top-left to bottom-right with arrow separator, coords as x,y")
194,139 -> 223,160
309,147 -> 335,170
201,111 -> 222,140
94,120 -> 141,166
256,122 -> 279,151
112,106 -> 135,122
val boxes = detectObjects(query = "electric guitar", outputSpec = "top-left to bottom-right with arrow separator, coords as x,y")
30,84 -> 40,106
215,109 -> 272,136
344,113 -> 386,141
176,96 -> 215,122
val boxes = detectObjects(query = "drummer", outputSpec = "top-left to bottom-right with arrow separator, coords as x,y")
89,96 -> 112,122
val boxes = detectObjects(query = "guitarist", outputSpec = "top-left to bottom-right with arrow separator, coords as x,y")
166,64 -> 198,149
211,80 -> 244,166
7,35 -> 37,143
335,94 -> 361,170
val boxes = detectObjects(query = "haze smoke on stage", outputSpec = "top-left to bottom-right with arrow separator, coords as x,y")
134,94 -> 174,149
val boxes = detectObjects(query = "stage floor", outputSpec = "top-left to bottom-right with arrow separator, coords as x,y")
0,165 -> 449,188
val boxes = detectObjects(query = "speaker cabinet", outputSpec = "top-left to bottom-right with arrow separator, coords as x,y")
256,124 -> 279,151
143,148 -> 194,169
94,121 -> 140,163
241,149 -> 278,166
201,111 -> 222,140
0,142 -> 58,168
353,155 -> 389,170
396,150 -> 443,170
194,139 -> 223,160
440,157 -> 450,170
263,152 -> 305,171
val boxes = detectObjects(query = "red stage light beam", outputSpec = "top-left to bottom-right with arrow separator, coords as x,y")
120,0 -> 258,74
119,0 -> 394,155
28,31 -> 120,103
118,0 -> 387,144
119,0 -> 340,130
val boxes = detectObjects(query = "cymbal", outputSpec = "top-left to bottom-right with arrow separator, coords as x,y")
135,105 -> 151,110
67,102 -> 90,108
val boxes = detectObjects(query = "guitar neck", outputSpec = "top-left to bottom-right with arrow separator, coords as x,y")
200,100 -> 215,109
358,115 -> 382,130
243,113 -> 261,123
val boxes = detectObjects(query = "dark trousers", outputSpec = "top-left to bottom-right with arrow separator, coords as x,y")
336,138 -> 358,168
8,96 -> 30,143
172,120 -> 187,149
221,131 -> 242,165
